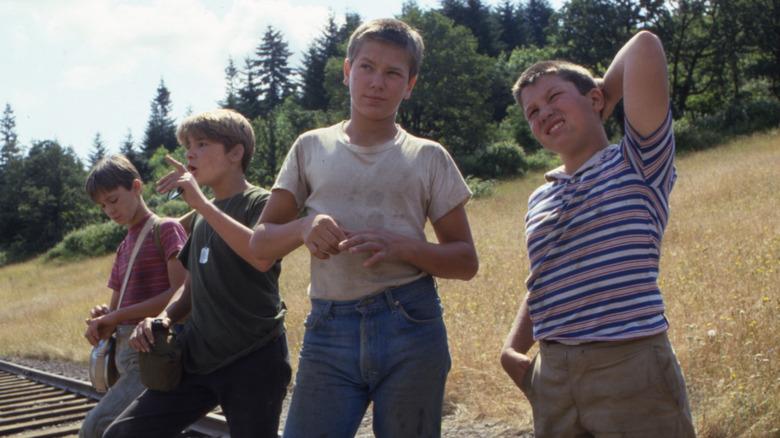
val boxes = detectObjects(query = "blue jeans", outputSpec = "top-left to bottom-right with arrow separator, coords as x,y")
104,334 -> 291,438
80,325 -> 146,438
282,275 -> 451,438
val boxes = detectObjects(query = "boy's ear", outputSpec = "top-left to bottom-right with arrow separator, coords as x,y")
587,87 -> 606,117
229,144 -> 245,164
343,59 -> 351,86
404,76 -> 418,100
132,178 -> 143,194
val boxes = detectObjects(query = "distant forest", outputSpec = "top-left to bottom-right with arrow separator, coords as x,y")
1,0 -> 779,263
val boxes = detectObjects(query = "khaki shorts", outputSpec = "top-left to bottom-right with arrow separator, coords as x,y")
521,332 -> 696,438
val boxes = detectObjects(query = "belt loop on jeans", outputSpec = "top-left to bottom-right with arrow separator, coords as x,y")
323,300 -> 334,320
383,291 -> 398,313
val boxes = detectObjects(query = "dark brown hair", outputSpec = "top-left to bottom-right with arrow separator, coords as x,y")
513,60 -> 597,108
85,155 -> 141,202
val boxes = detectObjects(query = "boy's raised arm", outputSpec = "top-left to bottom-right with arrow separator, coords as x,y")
600,30 -> 669,137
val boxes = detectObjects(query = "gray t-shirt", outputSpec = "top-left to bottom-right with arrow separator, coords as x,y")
274,122 -> 471,300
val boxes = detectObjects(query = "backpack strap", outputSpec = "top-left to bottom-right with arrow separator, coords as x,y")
154,211 -> 197,262
153,216 -> 165,261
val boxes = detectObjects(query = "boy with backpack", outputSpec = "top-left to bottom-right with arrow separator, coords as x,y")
104,109 -> 291,438
81,155 -> 187,438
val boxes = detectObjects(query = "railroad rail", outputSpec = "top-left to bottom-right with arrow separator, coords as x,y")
0,359 -> 229,437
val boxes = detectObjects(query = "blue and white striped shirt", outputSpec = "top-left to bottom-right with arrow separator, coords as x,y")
525,110 -> 676,342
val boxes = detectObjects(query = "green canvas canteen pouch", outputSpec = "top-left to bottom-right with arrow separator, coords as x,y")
139,319 -> 182,392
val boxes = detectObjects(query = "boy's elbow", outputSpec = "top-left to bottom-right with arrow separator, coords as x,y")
248,228 -> 267,260
255,259 -> 275,272
633,30 -> 664,55
459,253 -> 479,281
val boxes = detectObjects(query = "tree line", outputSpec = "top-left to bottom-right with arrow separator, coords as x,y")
1,0 -> 779,264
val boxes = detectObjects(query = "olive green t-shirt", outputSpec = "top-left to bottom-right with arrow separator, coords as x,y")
178,186 -> 285,375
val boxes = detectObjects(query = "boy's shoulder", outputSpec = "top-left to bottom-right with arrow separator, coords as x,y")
298,123 -> 342,142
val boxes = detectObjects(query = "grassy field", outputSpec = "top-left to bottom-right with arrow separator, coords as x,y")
1,130 -> 778,436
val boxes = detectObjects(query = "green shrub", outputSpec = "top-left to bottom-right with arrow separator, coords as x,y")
152,199 -> 191,219
466,176 -> 497,199
674,117 -> 722,152
482,141 -> 528,179
45,221 -> 126,261
525,149 -> 561,171
675,98 -> 780,152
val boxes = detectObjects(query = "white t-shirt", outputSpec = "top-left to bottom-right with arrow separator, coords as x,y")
274,122 -> 471,300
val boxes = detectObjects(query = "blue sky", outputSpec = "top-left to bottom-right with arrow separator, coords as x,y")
1,0 -> 561,164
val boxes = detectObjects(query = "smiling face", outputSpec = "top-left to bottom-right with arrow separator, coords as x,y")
520,74 -> 606,163
93,180 -> 144,227
343,39 -> 417,125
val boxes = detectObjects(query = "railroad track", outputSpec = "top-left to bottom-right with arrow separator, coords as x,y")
0,360 -> 229,437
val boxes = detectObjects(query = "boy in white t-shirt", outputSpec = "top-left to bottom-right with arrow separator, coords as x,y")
250,18 -> 479,438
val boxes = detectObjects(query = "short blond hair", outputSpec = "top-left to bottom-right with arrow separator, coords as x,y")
176,109 -> 255,173
346,19 -> 424,79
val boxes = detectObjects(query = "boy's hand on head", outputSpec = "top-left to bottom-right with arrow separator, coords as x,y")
596,77 -> 618,121
338,229 -> 408,267
302,214 -> 348,259
157,156 -> 208,210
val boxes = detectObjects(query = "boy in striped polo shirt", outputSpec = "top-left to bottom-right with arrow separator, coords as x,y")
82,155 -> 188,438
500,31 -> 696,437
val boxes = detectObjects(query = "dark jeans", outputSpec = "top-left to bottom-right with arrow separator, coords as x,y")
104,334 -> 291,438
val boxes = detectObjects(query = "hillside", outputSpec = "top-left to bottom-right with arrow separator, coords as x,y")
1,130 -> 778,437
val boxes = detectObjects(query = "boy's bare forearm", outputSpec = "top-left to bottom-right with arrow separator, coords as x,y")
160,281 -> 191,324
250,219 -> 307,260
502,298 -> 535,355
602,30 -> 669,136
403,239 -> 478,280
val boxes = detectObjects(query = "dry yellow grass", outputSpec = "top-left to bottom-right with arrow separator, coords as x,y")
1,130 -> 778,436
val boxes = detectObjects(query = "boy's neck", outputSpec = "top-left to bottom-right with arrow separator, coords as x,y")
343,117 -> 398,147
128,203 -> 153,228
560,127 -> 610,175
209,174 -> 250,201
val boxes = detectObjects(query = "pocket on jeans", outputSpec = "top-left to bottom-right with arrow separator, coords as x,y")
398,292 -> 443,324
303,311 -> 324,331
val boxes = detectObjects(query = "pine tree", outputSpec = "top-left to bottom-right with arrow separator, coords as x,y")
120,130 -> 135,157
1,103 -> 20,166
219,57 -> 242,111
237,57 -> 262,120
89,132 -> 108,168
299,15 -> 343,111
525,0 -> 555,47
496,0 -> 526,50
252,26 -> 295,114
142,79 -> 179,156
439,0 -> 504,56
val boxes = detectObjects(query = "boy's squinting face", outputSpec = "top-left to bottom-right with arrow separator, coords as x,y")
184,136 -> 237,187
521,74 -> 602,156
344,40 -> 417,124
94,182 -> 142,227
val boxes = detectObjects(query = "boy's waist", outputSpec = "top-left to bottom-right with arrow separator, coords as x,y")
310,275 -> 436,315
308,262 -> 428,301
